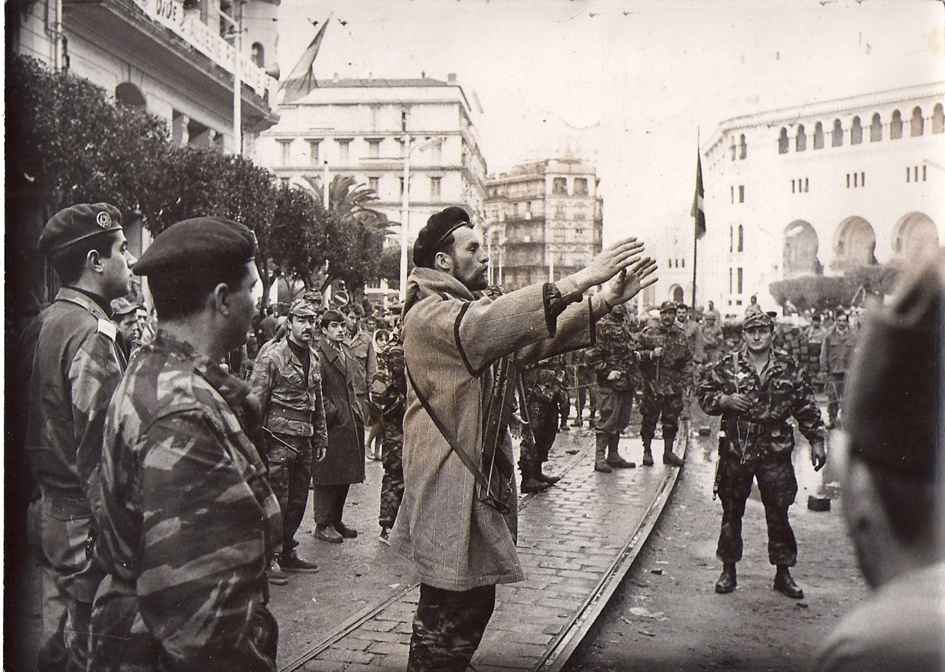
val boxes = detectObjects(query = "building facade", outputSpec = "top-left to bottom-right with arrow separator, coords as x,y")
11,0 -> 281,258
694,82 -> 944,314
484,158 -> 603,291
257,75 -> 489,240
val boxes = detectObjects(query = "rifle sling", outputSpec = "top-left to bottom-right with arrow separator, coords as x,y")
404,363 -> 511,513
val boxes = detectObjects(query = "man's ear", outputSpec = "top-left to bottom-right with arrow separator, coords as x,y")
87,249 -> 104,274
434,251 -> 452,272
211,283 -> 232,317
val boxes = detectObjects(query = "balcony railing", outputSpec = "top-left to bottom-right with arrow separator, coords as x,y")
132,0 -> 278,100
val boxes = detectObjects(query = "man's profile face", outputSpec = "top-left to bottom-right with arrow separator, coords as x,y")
289,314 -> 316,344
743,325 -> 773,353
441,226 -> 489,292
102,233 -> 137,299
227,262 -> 260,350
345,312 -> 359,333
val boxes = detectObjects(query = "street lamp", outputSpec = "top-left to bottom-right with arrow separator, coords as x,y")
363,134 -> 446,301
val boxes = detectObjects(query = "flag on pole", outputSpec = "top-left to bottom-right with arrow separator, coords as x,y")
280,18 -> 330,104
691,150 -> 706,239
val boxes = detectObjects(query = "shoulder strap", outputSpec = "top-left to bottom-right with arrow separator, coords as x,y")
404,362 -> 510,514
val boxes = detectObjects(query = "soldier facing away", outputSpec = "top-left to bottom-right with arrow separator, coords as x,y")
698,310 -> 827,599
248,291 -> 328,582
372,333 -> 407,543
26,203 -> 136,672
89,217 -> 281,671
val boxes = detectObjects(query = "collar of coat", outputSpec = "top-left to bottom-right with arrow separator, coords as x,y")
403,267 -> 476,316
730,346 -> 791,378
317,337 -> 346,370
56,286 -> 112,320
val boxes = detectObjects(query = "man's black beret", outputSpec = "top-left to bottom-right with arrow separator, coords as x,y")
133,216 -> 256,277
413,206 -> 472,268
38,203 -> 123,256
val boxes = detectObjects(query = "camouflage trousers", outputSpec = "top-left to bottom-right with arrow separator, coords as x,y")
640,391 -> 684,442
37,495 -> 105,672
407,583 -> 496,672
379,439 -> 404,529
826,372 -> 846,425
716,452 -> 798,567
519,398 -> 558,475
266,434 -> 312,553
595,387 -> 634,437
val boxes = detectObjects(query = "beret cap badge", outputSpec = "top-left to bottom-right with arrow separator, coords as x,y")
96,211 -> 113,229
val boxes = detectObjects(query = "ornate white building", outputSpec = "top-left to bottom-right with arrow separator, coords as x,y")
483,158 -> 603,291
257,75 -> 489,240
688,82 -> 944,314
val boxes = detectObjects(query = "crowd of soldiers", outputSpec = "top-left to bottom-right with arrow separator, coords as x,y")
20,201 -> 882,672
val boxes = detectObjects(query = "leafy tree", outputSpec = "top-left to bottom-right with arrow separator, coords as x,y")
768,264 -> 899,312
378,242 -> 414,288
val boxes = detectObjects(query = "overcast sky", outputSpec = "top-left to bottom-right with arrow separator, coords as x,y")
274,0 -> 944,246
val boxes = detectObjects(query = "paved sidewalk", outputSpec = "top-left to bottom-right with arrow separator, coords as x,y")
284,429 -> 684,672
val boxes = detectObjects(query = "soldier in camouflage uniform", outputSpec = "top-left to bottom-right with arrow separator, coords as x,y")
372,333 -> 406,543
249,292 -> 328,581
587,306 -> 639,472
698,310 -> 826,599
26,203 -> 136,672
569,348 -> 597,427
636,301 -> 690,467
89,217 -> 281,672
518,364 -> 565,491
700,311 -> 724,365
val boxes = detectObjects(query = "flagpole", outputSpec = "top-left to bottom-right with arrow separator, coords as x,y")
691,127 -> 700,308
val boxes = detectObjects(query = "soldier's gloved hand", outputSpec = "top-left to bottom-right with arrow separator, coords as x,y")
719,393 -> 752,413
606,370 -> 622,381
810,441 -> 827,471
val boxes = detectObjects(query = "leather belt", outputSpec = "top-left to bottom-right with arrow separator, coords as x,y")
266,404 -> 311,424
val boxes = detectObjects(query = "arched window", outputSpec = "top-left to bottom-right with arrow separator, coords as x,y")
251,42 -> 265,68
813,121 -> 824,149
850,116 -> 863,145
778,127 -> 789,154
796,124 -> 807,152
933,103 -> 944,134
869,113 -> 882,141
737,225 -> 744,252
739,134 -> 747,159
115,82 -> 146,110
832,119 -> 843,147
911,106 -> 924,136
890,109 -> 903,139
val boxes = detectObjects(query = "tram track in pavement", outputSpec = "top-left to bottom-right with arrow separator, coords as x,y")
280,424 -> 689,672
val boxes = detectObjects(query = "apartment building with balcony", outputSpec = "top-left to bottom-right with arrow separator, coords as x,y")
484,158 -> 603,291
257,74 -> 489,240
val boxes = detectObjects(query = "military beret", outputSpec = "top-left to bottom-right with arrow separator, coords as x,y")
413,206 -> 472,267
743,311 -> 774,330
844,256 -> 943,481
659,301 -> 677,313
38,203 -> 123,256
133,216 -> 256,276
289,293 -> 320,317
110,297 -> 141,316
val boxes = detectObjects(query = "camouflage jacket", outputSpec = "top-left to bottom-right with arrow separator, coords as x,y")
25,287 -> 127,509
90,331 -> 282,672
637,322 -> 692,395
248,337 -> 328,445
700,324 -> 724,360
586,313 -> 638,391
370,337 -> 406,446
698,346 -> 825,463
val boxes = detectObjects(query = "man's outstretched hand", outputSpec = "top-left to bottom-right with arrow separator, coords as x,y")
600,257 -> 659,307
575,237 -> 646,290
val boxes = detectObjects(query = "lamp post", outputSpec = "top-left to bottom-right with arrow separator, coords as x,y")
221,1 -> 244,155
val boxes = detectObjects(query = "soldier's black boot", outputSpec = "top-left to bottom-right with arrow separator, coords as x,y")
606,435 -> 636,468
536,467 -> 562,485
522,463 -> 552,493
594,434 -> 613,473
773,566 -> 804,599
662,432 -> 685,467
714,563 -> 737,594
642,440 -> 655,467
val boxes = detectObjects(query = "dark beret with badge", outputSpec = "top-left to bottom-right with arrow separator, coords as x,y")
133,216 -> 256,277
844,256 -> 944,481
38,203 -> 123,256
413,206 -> 473,268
